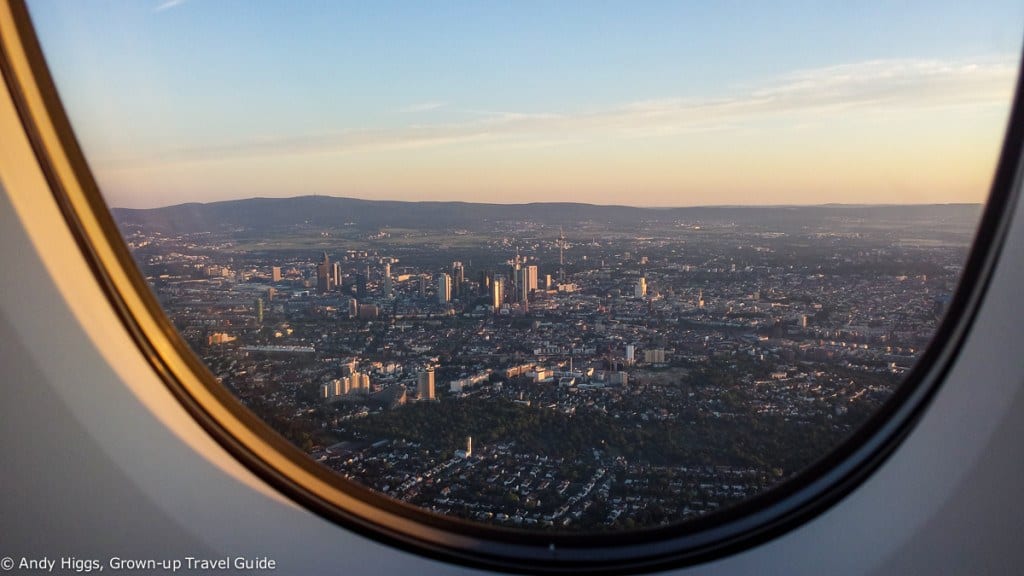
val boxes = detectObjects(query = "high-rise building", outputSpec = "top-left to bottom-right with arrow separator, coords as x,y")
456,436 -> 473,458
491,277 -> 504,309
515,267 -> 530,303
254,297 -> 264,324
417,368 -> 435,401
545,274 -> 553,290
332,262 -> 342,290
383,262 -> 393,299
479,271 -> 492,296
316,252 -> 331,293
355,273 -> 368,299
526,265 -> 539,291
437,273 -> 451,304
271,266 -> 282,282
635,277 -> 647,298
451,262 -> 464,299
626,344 -> 635,364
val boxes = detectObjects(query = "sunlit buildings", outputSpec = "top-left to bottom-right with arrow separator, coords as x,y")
417,368 -> 435,401
451,261 -> 464,298
316,252 -> 332,293
515,267 -> 530,303
491,277 -> 504,309
635,277 -> 647,298
437,273 -> 451,304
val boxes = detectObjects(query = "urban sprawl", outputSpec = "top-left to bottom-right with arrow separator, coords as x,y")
121,209 -> 968,532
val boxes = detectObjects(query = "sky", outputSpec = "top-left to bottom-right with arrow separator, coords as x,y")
26,0 -> 1024,209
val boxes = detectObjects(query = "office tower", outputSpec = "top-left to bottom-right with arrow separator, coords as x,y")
515,267 -> 530,303
417,368 -> 435,401
271,266 -> 282,282
437,273 -> 451,304
355,273 -> 368,299
545,274 -> 552,290
254,297 -> 263,324
451,261 -> 464,299
479,271 -> 492,296
626,344 -> 635,364
635,277 -> 647,298
526,265 -> 538,291
383,262 -> 393,299
491,277 -> 504,309
316,252 -> 331,293
332,262 -> 342,290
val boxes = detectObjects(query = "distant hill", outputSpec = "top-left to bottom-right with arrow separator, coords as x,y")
110,195 -> 984,234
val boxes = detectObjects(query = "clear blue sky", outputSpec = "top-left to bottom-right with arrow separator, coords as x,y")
27,1 -> 1024,208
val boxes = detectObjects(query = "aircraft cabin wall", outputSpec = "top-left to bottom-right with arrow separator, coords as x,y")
2,42 -> 1024,576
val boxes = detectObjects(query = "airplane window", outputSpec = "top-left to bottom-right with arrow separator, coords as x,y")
11,0 -> 1024,571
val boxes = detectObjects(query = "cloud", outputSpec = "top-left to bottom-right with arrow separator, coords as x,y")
154,0 -> 187,12
97,55 -> 1018,171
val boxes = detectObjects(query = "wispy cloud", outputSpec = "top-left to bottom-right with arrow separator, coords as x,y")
154,0 -> 188,13
98,56 -> 1018,171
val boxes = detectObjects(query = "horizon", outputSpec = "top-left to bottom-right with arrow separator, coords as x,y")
110,193 -> 986,212
28,1 -> 1024,209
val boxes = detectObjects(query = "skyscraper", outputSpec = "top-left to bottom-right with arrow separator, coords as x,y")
526,265 -> 539,292
271,266 -> 282,282
316,252 -> 331,293
437,273 -> 451,304
635,277 -> 647,298
332,262 -> 342,290
355,273 -> 368,299
451,261 -> 464,299
515,267 -> 530,303
417,368 -> 435,401
383,262 -> 393,299
491,277 -> 504,309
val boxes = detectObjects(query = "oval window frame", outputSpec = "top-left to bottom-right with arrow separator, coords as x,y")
2,1 -> 1022,572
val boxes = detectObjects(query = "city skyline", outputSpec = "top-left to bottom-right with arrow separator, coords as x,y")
27,1 -> 1024,208
120,202 -> 976,531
